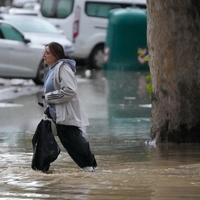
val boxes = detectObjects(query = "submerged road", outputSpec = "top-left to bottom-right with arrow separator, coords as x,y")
0,71 -> 199,200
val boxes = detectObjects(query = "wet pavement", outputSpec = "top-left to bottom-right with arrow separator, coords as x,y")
0,70 -> 200,200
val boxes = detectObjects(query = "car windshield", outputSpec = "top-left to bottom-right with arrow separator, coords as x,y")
5,17 -> 60,33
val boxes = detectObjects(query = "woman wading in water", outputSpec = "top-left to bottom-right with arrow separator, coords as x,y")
42,42 -> 97,172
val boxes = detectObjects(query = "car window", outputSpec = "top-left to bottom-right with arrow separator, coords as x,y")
0,23 -> 24,42
85,2 -> 132,18
41,0 -> 55,17
0,29 -> 4,38
41,0 -> 74,18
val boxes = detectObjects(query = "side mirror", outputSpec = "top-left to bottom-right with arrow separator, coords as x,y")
24,38 -> 31,44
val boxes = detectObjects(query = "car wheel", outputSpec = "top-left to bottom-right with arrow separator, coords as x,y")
33,60 -> 47,85
89,44 -> 105,69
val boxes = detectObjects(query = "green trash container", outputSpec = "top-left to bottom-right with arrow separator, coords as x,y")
104,8 -> 148,71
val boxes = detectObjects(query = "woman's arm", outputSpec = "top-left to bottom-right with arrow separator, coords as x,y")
45,65 -> 77,104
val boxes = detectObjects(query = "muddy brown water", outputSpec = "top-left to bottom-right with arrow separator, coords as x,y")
0,71 -> 200,200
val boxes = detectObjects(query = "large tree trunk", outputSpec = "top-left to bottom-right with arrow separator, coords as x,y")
147,0 -> 200,143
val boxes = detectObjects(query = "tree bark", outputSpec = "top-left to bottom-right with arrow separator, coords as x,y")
147,0 -> 200,143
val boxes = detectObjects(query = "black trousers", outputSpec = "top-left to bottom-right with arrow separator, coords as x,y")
56,124 -> 97,168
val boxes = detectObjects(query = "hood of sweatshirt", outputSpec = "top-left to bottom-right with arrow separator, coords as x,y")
59,59 -> 76,73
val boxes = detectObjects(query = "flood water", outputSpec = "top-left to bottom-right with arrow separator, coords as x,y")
0,70 -> 200,200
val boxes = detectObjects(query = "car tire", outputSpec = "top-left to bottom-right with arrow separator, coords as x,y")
89,44 -> 105,69
33,60 -> 47,85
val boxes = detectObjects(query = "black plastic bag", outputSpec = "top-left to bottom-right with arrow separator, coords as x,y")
31,119 -> 60,172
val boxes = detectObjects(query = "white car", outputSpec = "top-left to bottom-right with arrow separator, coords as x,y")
0,20 -> 44,84
0,14 -> 74,57
12,0 -> 38,8
7,8 -> 39,16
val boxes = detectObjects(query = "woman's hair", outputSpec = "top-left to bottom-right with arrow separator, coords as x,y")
46,42 -> 67,60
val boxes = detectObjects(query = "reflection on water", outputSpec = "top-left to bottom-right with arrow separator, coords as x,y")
105,70 -> 150,119
0,70 -> 200,199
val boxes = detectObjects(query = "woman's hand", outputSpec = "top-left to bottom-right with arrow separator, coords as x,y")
44,107 -> 52,119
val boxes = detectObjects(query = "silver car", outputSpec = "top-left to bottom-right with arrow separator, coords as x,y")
0,20 -> 44,84
0,14 -> 74,57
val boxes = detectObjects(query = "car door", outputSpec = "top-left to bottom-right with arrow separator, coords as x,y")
0,22 -> 41,78
0,26 -> 11,75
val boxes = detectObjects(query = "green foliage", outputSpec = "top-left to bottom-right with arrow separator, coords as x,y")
137,48 -> 150,64
137,48 -> 152,96
146,73 -> 153,96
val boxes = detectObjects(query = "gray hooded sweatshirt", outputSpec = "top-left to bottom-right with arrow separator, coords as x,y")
44,59 -> 89,128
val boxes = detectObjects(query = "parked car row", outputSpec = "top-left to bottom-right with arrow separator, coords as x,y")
0,0 -> 147,84
0,14 -> 74,84
40,0 -> 146,68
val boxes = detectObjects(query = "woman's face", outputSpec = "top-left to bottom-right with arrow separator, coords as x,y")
43,46 -> 57,66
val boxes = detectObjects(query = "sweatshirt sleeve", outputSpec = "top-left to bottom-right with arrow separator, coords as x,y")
44,65 -> 77,104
